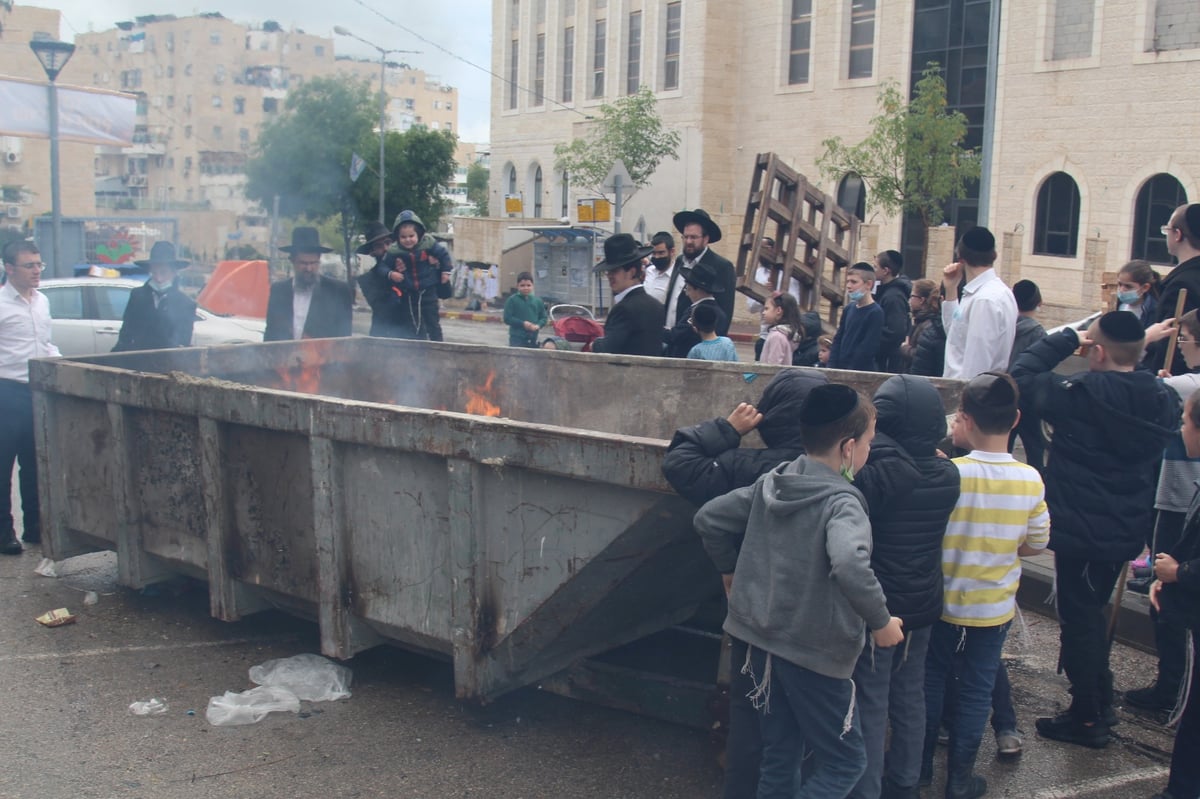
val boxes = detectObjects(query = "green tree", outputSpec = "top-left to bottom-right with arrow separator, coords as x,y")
466,162 -> 490,217
553,85 -> 681,196
352,126 -> 458,229
817,63 -> 980,265
245,76 -> 376,281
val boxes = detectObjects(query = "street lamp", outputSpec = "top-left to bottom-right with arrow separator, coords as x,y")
333,27 -> 420,225
29,39 -> 75,278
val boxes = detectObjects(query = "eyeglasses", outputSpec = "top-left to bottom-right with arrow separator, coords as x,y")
1180,337 -> 1196,345
14,261 -> 45,271
1161,225 -> 1177,237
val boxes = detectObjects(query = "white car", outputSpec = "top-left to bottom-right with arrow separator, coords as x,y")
39,277 -> 267,356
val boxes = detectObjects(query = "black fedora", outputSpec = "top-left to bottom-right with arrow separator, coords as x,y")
593,233 -> 653,272
681,260 -> 725,294
134,241 -> 189,269
672,208 -> 722,244
280,226 -> 333,254
356,221 -> 392,255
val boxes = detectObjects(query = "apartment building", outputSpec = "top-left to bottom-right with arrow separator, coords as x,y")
0,3 -> 96,227
489,0 -> 1200,316
336,57 -> 459,136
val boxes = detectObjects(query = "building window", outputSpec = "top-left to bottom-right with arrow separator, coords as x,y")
509,39 -> 520,110
1132,173 -> 1189,264
234,96 -> 245,114
663,2 -> 681,90
562,27 -> 575,102
836,173 -> 866,221
1049,0 -> 1094,60
848,0 -> 876,79
263,97 -> 278,113
534,33 -> 546,106
533,165 -> 543,217
1033,172 -> 1081,257
592,19 -> 606,98
184,125 -> 192,139
626,11 -> 642,94
1152,0 -> 1200,52
212,126 -> 222,140
511,0 -> 520,31
210,31 -> 221,45
789,0 -> 813,84
212,95 -> 222,108
508,165 -> 518,195
314,45 -> 325,57
560,171 -> 570,217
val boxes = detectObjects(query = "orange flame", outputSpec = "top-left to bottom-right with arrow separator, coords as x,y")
273,341 -> 325,394
464,371 -> 502,417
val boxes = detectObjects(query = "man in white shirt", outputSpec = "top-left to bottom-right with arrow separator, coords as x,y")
642,231 -> 684,327
941,226 -> 1018,380
0,240 -> 60,553
263,227 -> 353,341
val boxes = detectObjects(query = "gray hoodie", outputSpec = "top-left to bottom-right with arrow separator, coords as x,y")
694,456 -> 892,680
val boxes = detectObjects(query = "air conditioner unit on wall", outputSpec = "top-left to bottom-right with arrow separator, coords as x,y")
4,151 -> 19,164
7,206 -> 21,219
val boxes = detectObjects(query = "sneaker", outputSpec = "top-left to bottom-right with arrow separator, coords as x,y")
995,728 -> 1023,757
1035,712 -> 1110,749
1125,684 -> 1177,713
0,534 -> 22,555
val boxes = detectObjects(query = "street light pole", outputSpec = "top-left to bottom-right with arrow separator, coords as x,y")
29,39 -> 75,279
333,27 -> 419,226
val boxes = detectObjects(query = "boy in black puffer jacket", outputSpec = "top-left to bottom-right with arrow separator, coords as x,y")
663,368 -> 827,799
848,375 -> 961,799
1013,311 -> 1178,749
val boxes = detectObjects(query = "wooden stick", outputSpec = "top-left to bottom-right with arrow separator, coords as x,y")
1106,561 -> 1130,645
1163,288 -> 1189,372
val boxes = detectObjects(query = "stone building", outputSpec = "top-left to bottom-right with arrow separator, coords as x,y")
488,0 -> 1200,318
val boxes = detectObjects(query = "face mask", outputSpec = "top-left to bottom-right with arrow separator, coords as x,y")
1116,289 -> 1141,304
651,257 -> 671,270
149,278 -> 173,292
848,290 -> 865,302
840,462 -> 855,482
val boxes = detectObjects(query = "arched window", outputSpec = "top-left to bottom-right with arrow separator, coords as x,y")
533,165 -> 543,217
836,172 -> 866,221
1033,171 -> 1080,257
1133,174 -> 1188,264
560,171 -> 570,218
507,164 -> 517,195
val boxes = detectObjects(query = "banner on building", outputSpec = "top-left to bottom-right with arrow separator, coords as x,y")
349,152 -> 367,182
0,76 -> 136,146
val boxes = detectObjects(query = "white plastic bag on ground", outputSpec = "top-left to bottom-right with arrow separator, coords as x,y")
128,698 -> 167,716
205,685 -> 300,726
248,653 -> 352,702
34,558 -> 57,577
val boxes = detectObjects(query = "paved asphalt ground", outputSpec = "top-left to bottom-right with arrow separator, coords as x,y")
0,314 -> 1178,798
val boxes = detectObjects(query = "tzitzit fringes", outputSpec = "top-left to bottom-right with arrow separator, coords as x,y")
743,645 -> 773,713
1168,629 -> 1194,728
840,678 -> 857,739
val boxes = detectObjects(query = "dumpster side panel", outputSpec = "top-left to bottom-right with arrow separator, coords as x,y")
340,445 -> 454,651
224,426 -> 318,601
128,409 -> 207,567
50,395 -> 119,544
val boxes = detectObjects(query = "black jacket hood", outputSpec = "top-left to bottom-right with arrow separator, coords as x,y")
757,369 -> 829,449
872,374 -> 947,458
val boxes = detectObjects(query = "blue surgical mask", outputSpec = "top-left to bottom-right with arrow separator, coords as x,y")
1116,289 -> 1141,304
848,290 -> 866,302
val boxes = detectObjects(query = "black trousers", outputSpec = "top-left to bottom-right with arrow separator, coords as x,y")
0,379 -> 38,537
1168,631 -> 1200,797
1054,556 -> 1123,722
724,636 -> 762,799
1152,511 -> 1190,697
417,293 -> 444,342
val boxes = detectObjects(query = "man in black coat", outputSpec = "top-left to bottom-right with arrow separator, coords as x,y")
673,209 -> 736,326
264,227 -> 353,341
663,259 -> 729,358
873,249 -> 912,373
591,234 -> 664,357
1145,203 -> 1200,374
1013,312 -> 1177,748
113,241 -> 197,352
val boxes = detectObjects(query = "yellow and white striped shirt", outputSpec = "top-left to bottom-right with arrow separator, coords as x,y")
943,450 -> 1050,627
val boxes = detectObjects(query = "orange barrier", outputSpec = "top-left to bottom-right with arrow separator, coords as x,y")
197,260 -> 270,318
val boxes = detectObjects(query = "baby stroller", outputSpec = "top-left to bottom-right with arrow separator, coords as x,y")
548,304 -> 605,351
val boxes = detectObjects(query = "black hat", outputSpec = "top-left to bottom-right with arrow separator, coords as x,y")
593,233 -> 653,272
1012,279 -> 1042,312
959,226 -> 996,252
681,259 -> 726,294
672,208 -> 722,244
799,384 -> 860,426
280,226 -> 333,254
1097,310 -> 1145,343
134,241 -> 189,269
356,221 -> 392,255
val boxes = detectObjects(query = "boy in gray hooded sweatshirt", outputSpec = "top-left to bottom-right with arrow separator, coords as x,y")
695,384 -> 904,799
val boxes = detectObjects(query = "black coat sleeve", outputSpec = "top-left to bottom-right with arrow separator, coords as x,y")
591,305 -> 631,354
662,418 -> 744,506
909,320 -> 945,377
263,283 -> 290,341
1010,329 -> 1079,423
877,293 -> 910,363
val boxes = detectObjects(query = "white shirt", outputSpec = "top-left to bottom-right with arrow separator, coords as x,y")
0,282 -> 60,382
941,268 -> 1018,380
292,282 -> 314,339
613,284 -> 639,305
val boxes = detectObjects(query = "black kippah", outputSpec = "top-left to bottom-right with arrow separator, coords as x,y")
800,384 -> 859,426
1098,310 -> 1145,343
960,226 -> 995,252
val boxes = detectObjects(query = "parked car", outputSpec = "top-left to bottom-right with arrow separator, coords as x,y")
39,277 -> 266,356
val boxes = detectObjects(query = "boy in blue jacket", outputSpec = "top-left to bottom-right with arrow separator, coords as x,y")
695,384 -> 904,798
829,263 -> 884,372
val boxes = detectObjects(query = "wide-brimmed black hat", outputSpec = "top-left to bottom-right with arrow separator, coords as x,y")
593,233 -> 653,272
134,241 -> 189,269
279,226 -> 333,254
681,260 -> 725,294
356,221 -> 393,255
672,208 -> 722,244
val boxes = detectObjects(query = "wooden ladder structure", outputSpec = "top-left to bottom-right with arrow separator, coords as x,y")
735,153 -> 861,328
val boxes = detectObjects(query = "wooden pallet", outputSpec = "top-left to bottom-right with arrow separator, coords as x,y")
735,153 -> 860,328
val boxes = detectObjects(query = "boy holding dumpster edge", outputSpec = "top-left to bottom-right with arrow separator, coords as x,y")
694,384 -> 903,798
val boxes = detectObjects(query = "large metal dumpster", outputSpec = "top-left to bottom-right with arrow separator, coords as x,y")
30,339 -> 961,701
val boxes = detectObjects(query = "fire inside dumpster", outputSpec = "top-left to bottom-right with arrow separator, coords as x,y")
29,337 -> 961,705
